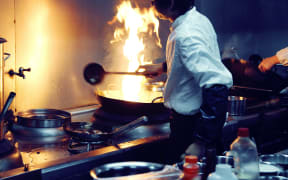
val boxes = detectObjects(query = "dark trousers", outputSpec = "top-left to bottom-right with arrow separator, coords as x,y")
166,110 -> 201,164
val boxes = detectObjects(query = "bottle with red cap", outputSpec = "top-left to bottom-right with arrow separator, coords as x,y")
182,155 -> 200,180
230,128 -> 259,180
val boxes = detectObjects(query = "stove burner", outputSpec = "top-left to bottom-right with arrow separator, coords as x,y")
67,137 -> 115,154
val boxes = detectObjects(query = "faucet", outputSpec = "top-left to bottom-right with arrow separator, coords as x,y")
8,67 -> 31,79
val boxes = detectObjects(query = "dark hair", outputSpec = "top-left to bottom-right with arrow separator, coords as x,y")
153,0 -> 195,18
152,0 -> 173,16
172,0 -> 195,15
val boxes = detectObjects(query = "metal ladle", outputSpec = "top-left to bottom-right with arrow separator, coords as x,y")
83,63 -> 157,85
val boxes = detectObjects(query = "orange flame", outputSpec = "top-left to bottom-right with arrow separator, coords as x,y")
109,0 -> 161,102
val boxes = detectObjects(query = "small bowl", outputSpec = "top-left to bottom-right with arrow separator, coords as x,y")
259,163 -> 282,176
260,154 -> 288,169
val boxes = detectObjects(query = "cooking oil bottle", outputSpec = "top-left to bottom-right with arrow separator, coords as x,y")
230,128 -> 259,180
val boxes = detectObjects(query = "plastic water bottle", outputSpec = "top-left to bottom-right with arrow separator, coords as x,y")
183,155 -> 200,180
230,128 -> 259,180
207,164 -> 237,180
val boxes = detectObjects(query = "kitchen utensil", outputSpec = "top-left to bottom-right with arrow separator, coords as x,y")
64,115 -> 149,142
96,90 -> 167,114
259,163 -> 282,176
228,96 -> 247,116
90,161 -> 164,179
260,154 -> 288,169
222,58 -> 288,93
90,161 -> 183,180
83,63 -> 157,85
0,92 -> 16,141
0,92 -> 23,172
259,176 -> 288,180
16,109 -> 71,128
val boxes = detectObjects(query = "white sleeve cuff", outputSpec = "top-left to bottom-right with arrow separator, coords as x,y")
276,47 -> 288,65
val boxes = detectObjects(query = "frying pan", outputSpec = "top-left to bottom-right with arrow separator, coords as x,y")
64,116 -> 149,142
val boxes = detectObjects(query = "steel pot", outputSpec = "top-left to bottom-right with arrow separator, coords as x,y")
228,96 -> 247,116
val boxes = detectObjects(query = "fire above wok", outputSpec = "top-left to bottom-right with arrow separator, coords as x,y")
83,62 -> 167,114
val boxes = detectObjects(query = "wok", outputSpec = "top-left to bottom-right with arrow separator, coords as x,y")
96,89 -> 168,114
222,58 -> 288,93
64,116 -> 149,142
83,62 -> 168,114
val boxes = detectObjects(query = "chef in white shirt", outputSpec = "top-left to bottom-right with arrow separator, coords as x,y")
140,0 -> 233,163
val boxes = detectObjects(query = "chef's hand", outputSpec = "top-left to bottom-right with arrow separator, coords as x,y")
258,47 -> 288,73
136,63 -> 165,77
183,141 -> 206,160
258,55 -> 280,73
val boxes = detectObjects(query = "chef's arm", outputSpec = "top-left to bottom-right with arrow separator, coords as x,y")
258,47 -> 288,72
136,62 -> 167,76
258,56 -> 280,73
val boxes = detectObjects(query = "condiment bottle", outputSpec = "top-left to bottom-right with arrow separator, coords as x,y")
183,155 -> 200,180
230,128 -> 259,180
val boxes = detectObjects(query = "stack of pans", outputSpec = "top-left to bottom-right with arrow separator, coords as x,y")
10,109 -> 71,144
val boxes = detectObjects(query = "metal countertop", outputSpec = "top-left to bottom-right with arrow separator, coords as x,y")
0,106 -> 171,179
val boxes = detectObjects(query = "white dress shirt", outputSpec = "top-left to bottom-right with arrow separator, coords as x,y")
276,47 -> 288,66
163,7 -> 233,115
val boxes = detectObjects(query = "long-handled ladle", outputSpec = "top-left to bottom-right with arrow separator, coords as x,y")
83,63 -> 157,85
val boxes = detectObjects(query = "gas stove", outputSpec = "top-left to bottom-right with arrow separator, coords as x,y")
0,105 -> 170,179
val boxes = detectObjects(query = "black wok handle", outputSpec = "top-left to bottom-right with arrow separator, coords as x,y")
0,92 -> 16,140
0,92 -> 16,123
111,116 -> 149,136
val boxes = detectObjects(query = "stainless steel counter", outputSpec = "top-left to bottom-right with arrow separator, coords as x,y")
0,106 -> 171,179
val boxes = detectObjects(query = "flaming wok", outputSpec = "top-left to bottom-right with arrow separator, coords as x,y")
95,89 -> 167,114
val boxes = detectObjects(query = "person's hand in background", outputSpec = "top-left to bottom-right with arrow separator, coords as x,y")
258,56 -> 280,72
258,47 -> 288,72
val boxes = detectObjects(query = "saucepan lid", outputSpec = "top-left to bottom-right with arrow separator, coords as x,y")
16,109 -> 71,128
